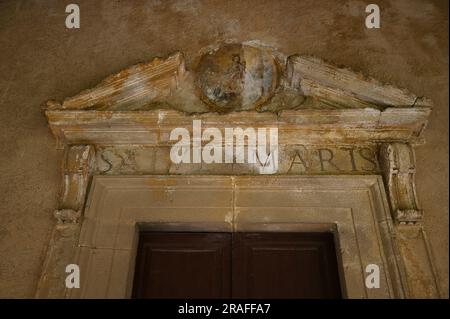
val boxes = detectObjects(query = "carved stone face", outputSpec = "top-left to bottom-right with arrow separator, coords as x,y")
195,43 -> 279,112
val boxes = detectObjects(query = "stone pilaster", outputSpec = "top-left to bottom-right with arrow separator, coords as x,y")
35,145 -> 95,298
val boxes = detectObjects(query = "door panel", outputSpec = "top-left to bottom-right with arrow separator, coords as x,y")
232,232 -> 341,299
132,232 -> 341,299
132,232 -> 231,299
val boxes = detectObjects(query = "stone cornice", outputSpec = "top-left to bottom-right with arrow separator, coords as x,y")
45,107 -> 430,148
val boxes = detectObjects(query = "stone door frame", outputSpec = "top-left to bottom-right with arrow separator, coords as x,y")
34,112 -> 442,299
62,174 -> 403,299
36,44 -> 441,298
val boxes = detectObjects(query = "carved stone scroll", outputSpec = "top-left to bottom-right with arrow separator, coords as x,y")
54,145 -> 95,224
35,145 -> 95,298
379,143 -> 423,225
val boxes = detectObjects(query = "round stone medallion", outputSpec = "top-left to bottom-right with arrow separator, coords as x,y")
195,43 -> 279,112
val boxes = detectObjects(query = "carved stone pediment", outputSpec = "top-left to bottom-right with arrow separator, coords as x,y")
45,42 -> 432,113
48,52 -> 187,111
38,42 -> 441,299
43,42 -> 433,226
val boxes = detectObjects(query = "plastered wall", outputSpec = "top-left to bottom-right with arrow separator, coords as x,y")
0,0 -> 447,298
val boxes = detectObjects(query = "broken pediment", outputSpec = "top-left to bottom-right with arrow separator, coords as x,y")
37,42 -> 440,301
47,52 -> 190,111
45,42 -> 432,113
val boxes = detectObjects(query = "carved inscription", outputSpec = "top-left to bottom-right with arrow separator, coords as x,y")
283,145 -> 379,174
96,146 -> 170,174
96,144 -> 378,175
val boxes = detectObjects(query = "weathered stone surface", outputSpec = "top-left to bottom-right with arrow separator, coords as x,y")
396,225 -> 441,298
35,145 -> 96,298
45,107 -> 431,149
53,209 -> 81,224
54,52 -> 191,111
56,145 -> 95,214
95,144 -> 379,175
195,43 -> 280,111
34,223 -> 81,298
96,146 -> 171,174
39,42 -> 439,300
281,144 -> 379,174
45,43 -> 433,113
379,143 -> 423,224
287,55 -> 433,109
62,175 -> 407,298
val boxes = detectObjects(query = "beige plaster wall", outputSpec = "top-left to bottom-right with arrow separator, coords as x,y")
0,0 -> 448,298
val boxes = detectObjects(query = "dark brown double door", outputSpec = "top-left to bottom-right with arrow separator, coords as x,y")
132,232 -> 341,299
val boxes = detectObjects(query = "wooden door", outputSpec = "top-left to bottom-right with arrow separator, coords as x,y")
132,232 -> 231,298
232,232 -> 342,298
132,232 -> 341,299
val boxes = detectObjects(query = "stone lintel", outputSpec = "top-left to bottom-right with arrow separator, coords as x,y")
45,107 -> 430,148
